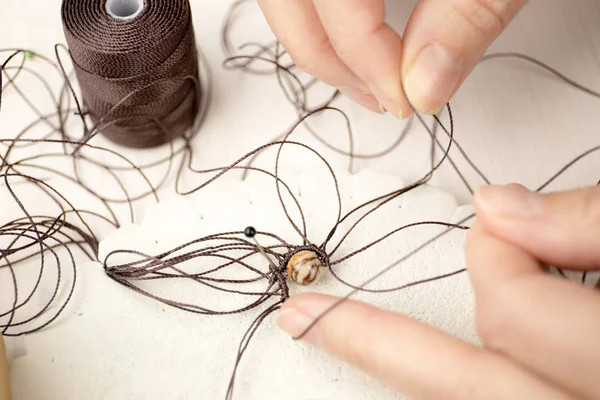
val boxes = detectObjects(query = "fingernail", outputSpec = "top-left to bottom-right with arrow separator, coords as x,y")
338,87 -> 384,114
403,43 -> 463,114
475,184 -> 543,218
276,308 -> 321,345
369,85 -> 403,119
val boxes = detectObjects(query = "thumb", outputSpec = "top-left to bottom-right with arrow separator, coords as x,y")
474,183 -> 600,270
401,0 -> 527,114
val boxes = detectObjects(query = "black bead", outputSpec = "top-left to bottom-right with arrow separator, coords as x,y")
244,226 -> 256,238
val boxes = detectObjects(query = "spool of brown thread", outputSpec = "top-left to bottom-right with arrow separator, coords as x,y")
61,0 -> 200,148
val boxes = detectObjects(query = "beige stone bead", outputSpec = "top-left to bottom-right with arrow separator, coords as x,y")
286,250 -> 323,286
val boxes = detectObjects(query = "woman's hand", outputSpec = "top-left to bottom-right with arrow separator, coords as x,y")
276,184 -> 600,399
0,335 -> 10,400
257,0 -> 527,117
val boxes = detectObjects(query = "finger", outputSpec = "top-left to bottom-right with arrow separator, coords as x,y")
474,184 -> 600,269
401,0 -> 527,114
466,222 -> 600,400
276,293 -> 572,400
312,0 -> 412,119
257,0 -> 383,113
0,336 -> 10,400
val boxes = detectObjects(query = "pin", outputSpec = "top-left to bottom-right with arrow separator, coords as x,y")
244,226 -> 278,270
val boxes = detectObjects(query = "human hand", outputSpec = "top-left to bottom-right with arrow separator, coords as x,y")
0,335 -> 10,400
276,184 -> 600,399
257,0 -> 527,118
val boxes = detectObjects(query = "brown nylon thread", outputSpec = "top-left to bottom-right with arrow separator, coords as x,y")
61,0 -> 201,148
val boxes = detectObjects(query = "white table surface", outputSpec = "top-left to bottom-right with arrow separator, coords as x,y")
1,1 -> 599,399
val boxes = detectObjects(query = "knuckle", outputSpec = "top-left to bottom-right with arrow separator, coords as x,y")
288,36 -> 334,76
453,0 -> 517,39
334,23 -> 383,59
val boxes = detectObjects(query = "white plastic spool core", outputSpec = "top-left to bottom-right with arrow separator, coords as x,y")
106,0 -> 144,20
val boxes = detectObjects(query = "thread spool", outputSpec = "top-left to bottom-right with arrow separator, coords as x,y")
61,0 -> 201,148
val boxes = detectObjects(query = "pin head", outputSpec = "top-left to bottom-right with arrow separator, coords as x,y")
244,226 -> 256,238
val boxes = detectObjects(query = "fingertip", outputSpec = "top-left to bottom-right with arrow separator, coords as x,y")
474,184 -> 544,222
400,0 -> 526,114
275,308 -> 317,342
402,105 -> 415,119
278,293 -> 401,380
275,293 -> 339,344
473,185 -> 600,270
402,43 -> 463,115
280,292 -> 337,311
338,86 -> 385,114
473,185 -> 498,216
369,84 -> 413,120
